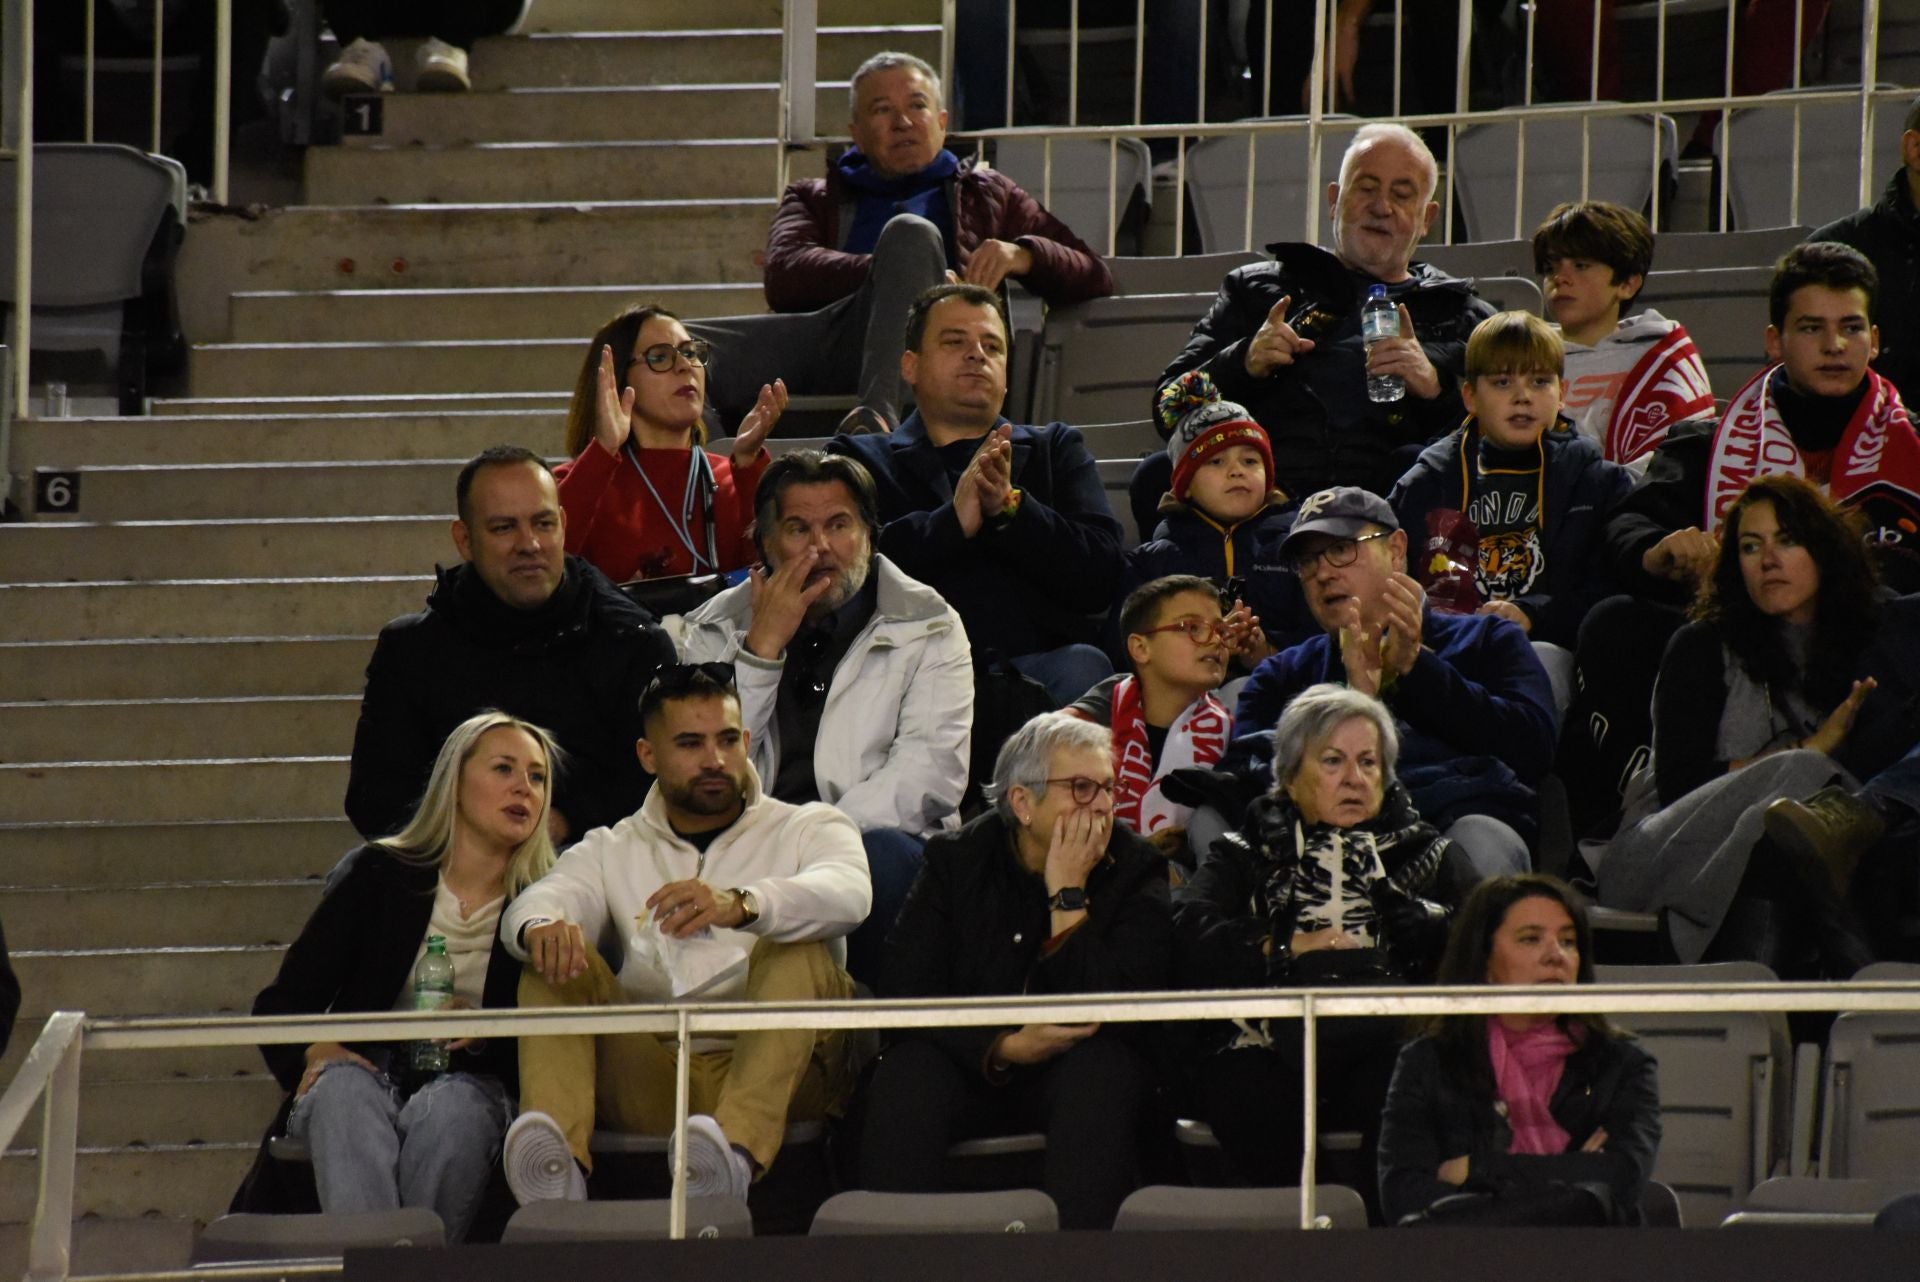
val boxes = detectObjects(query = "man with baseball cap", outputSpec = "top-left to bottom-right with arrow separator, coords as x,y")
1231,486 -> 1557,881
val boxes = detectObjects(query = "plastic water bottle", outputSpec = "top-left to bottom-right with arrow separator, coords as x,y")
1361,284 -> 1405,403
409,935 -> 454,1075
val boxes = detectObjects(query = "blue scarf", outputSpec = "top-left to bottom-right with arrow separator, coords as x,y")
837,148 -> 961,256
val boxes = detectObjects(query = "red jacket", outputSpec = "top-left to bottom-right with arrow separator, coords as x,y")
763,155 -> 1114,313
554,442 -> 770,582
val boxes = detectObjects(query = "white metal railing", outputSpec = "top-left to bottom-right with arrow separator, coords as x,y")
2,0 -> 232,422
781,0 -> 1892,258
10,980 -> 1920,1278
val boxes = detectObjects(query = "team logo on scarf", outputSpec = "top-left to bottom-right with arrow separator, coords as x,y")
1109,676 -> 1230,834
1608,325 -> 1714,465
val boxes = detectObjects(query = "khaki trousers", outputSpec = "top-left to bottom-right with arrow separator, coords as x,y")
516,938 -> 853,1176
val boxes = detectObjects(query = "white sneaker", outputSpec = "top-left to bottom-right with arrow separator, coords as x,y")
503,1111 -> 586,1205
321,37 -> 393,98
414,37 -> 471,92
673,1113 -> 752,1200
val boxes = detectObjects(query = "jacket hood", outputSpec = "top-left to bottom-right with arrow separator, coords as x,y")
1561,308 -> 1681,353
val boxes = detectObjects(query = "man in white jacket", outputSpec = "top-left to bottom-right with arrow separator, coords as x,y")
499,664 -> 871,1205
677,450 -> 972,983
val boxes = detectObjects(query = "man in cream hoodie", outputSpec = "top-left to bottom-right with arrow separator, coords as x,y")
500,664 -> 871,1205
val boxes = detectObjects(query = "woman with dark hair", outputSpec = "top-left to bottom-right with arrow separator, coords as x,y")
1175,684 -> 1468,1204
553,304 -> 789,583
1377,874 -> 1660,1227
243,712 -> 562,1241
1595,475 -> 1920,972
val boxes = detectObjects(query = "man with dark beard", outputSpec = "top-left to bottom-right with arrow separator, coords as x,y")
676,451 -> 972,984
500,665 -> 871,1206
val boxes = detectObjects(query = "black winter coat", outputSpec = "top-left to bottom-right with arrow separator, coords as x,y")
344,556 -> 674,841
1812,169 -> 1920,409
1158,244 -> 1496,499
1388,420 -> 1633,648
1377,1027 -> 1661,1225
880,810 -> 1173,1077
1121,503 -> 1317,656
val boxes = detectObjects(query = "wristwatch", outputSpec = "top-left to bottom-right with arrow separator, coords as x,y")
728,887 -> 761,926
1048,886 -> 1088,912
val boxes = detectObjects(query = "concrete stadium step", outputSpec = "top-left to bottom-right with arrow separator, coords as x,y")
149,393 -> 571,419
9,411 -> 563,470
342,83 -> 859,147
0,577 -> 429,643
0,696 -> 360,765
0,1017 -> 264,1085
15,945 -> 286,1017
229,283 -> 762,343
0,757 -> 348,825
182,200 -> 772,293
63,1077 -> 287,1148
0,1145 -> 259,1223
0,882 -> 323,951
4,518 -> 447,583
0,819 -> 355,886
0,638 -> 370,701
472,26 -> 941,90
304,139 -> 781,206
24,460 -> 463,522
190,338 -> 583,400
518,0 -> 940,31
0,1216 -> 195,1279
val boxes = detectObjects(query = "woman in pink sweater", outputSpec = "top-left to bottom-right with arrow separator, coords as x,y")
554,304 -> 786,583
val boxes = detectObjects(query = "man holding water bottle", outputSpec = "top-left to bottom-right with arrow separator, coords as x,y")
1145,124 -> 1495,523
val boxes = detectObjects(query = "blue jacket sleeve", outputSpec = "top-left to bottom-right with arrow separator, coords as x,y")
1392,617 -> 1557,782
1232,642 -> 1320,741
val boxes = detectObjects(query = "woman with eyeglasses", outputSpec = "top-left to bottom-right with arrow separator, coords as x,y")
1174,683 -> 1468,1213
861,711 -> 1173,1229
554,304 -> 789,583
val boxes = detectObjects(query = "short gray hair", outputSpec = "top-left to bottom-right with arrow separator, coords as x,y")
987,712 -> 1112,825
1337,122 -> 1439,205
1270,683 -> 1399,790
848,51 -> 944,116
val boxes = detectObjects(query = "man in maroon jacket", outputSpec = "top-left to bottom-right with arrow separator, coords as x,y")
690,52 -> 1112,435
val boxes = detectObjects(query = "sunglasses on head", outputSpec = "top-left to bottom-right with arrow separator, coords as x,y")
645,661 -> 737,700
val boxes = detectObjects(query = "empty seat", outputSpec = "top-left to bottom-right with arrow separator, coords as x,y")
1030,292 -> 1214,427
1654,227 -> 1810,272
1640,1179 -> 1685,1228
1113,1183 -> 1368,1230
192,1209 -> 444,1263
1721,1176 -> 1920,1228
1817,996 -> 1920,1182
1630,265 -> 1773,399
501,1196 -> 753,1242
1184,117 -> 1365,254
1597,961 -> 1791,1228
1720,86 -> 1907,231
1471,275 -> 1544,316
0,142 -> 187,413
995,136 -> 1152,257
1097,457 -> 1141,548
1077,417 -> 1163,460
1453,111 -> 1678,244
1419,240 -> 1535,282
809,1189 -> 1059,1235
1106,251 -> 1265,296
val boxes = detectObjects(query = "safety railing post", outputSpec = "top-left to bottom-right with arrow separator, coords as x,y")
5,0 -> 31,422
24,1014 -> 83,1282
669,1008 -> 692,1241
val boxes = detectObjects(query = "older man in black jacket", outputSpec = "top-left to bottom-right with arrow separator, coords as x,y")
858,712 -> 1172,1230
345,447 -> 676,843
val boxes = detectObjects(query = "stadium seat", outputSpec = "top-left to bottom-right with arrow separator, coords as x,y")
1030,292 -> 1215,427
1631,265 -> 1773,400
1719,86 -> 1907,231
1721,1176 -> 1920,1228
1816,968 -> 1920,1183
1452,110 -> 1678,245
995,136 -> 1152,257
1113,1183 -> 1369,1230
1596,961 -> 1792,1228
1184,116 -> 1364,254
1472,275 -> 1544,316
500,1196 -> 753,1242
1106,252 -> 1265,296
808,1189 -> 1059,1235
192,1209 -> 444,1262
1640,1179 -> 1684,1228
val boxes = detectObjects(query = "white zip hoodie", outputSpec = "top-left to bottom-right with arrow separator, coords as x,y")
503,761 -> 871,1012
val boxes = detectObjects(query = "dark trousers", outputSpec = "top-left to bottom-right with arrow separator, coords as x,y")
1557,593 -> 1686,840
1194,1019 -> 1402,1220
323,0 -> 521,48
860,1033 -> 1153,1230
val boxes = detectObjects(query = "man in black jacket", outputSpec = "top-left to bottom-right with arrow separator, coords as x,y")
859,711 -> 1172,1230
1141,123 -> 1495,531
829,284 -> 1127,706
1810,95 -> 1920,408
344,447 -> 676,844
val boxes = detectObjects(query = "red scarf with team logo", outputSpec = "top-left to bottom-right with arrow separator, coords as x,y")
1606,324 -> 1716,465
1705,365 -> 1920,533
1109,676 -> 1231,836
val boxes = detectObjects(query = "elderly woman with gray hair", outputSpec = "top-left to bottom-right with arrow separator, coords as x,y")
1175,683 -> 1469,1208
858,712 -> 1173,1229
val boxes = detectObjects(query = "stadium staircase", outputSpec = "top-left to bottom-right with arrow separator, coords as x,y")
0,0 -> 937,1269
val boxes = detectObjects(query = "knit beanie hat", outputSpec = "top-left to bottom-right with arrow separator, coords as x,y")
1156,370 -> 1275,503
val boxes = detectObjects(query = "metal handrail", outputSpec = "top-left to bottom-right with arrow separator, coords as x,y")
14,979 -> 1920,1278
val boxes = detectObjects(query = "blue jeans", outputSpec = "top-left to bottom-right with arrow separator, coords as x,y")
846,828 -> 928,988
1865,741 -> 1920,820
1011,644 -> 1113,708
287,1063 -> 511,1243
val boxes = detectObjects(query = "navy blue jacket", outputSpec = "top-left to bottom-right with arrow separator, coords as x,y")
1388,422 -> 1633,648
1233,609 -> 1557,835
830,414 -> 1126,657
1121,502 -> 1317,654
